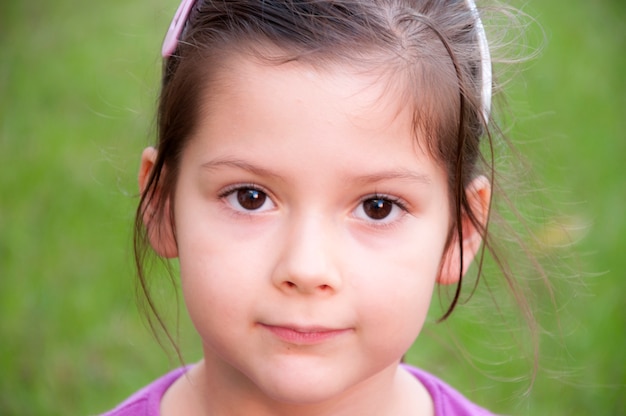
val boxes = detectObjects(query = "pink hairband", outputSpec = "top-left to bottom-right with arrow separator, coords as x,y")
161,0 -> 197,58
161,0 -> 492,121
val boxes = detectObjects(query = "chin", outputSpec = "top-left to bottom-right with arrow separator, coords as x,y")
253,365 -> 354,406
265,381 -> 347,406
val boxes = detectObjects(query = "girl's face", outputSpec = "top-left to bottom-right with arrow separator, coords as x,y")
146,56 -> 460,407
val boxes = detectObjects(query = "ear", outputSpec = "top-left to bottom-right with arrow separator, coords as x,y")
139,147 -> 178,258
438,175 -> 491,285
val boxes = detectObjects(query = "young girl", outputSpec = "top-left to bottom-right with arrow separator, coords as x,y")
104,0 -> 523,414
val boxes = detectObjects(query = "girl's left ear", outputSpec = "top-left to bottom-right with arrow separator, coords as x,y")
438,175 -> 491,285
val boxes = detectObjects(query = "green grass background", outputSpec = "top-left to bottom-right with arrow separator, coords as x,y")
1,0 -> 624,414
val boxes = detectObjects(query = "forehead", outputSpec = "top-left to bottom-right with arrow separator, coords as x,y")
203,52 -> 413,136
183,54 -> 452,189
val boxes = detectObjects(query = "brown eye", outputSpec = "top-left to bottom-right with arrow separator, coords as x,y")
362,198 -> 393,220
236,188 -> 268,211
223,186 -> 275,213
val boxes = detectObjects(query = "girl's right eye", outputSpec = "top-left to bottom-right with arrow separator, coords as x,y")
222,186 -> 276,213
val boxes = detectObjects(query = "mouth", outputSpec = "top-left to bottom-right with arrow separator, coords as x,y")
259,323 -> 352,345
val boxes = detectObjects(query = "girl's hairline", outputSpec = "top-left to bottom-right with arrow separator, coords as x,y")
161,0 -> 493,122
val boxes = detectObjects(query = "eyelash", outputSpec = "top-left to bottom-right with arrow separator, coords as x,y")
364,193 -> 409,211
218,183 -> 265,197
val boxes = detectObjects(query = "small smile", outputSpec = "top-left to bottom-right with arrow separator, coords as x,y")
259,323 -> 352,345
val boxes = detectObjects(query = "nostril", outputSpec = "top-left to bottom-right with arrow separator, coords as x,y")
285,281 -> 296,289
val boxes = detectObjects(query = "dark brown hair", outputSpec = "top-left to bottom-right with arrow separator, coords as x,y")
134,0 -> 527,349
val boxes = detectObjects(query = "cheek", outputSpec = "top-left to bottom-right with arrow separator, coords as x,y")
352,242 -> 442,350
177,236 -> 252,333
354,283 -> 434,369
353,230 -> 445,295
363,274 -> 436,327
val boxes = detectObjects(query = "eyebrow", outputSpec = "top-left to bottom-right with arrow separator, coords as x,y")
200,157 -> 432,186
201,157 -> 284,179
350,169 -> 432,186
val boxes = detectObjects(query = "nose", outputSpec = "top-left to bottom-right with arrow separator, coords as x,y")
271,214 -> 342,295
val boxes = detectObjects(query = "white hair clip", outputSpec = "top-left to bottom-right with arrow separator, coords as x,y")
464,0 -> 492,123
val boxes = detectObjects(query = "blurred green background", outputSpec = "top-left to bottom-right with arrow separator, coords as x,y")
1,0 -> 624,414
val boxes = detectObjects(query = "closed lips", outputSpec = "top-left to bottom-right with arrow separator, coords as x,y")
260,323 -> 352,344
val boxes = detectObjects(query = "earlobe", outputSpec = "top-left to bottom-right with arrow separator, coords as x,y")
438,175 -> 491,285
139,147 -> 178,258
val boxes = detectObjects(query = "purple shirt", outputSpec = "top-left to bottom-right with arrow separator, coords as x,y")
101,365 -> 496,415
402,365 -> 497,416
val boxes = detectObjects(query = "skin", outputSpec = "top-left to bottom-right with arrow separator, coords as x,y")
140,55 -> 490,416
